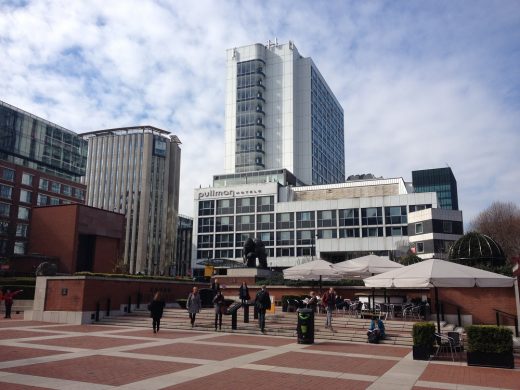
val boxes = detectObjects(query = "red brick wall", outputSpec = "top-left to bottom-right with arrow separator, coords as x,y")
93,237 -> 120,274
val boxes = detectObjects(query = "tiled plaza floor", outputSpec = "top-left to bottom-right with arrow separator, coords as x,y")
0,317 -> 519,389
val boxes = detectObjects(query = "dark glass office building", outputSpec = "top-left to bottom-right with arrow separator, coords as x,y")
412,167 -> 459,210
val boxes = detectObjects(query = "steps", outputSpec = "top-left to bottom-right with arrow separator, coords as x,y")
98,307 -> 425,346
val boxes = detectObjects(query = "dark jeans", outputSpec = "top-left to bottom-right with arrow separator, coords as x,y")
5,303 -> 12,318
214,313 -> 222,329
189,313 -> 196,325
258,309 -> 266,330
152,317 -> 161,332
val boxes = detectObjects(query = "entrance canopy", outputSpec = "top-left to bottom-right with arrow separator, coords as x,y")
363,258 -> 515,288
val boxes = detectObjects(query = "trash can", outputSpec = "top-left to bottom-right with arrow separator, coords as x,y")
296,308 -> 314,344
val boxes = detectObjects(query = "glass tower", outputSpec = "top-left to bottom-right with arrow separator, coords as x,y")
412,167 -> 459,210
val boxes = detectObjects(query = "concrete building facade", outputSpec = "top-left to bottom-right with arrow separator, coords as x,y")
82,126 -> 181,275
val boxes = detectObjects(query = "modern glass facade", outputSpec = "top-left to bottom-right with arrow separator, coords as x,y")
412,167 -> 459,210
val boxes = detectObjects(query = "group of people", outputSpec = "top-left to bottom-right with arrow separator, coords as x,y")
0,288 -> 23,319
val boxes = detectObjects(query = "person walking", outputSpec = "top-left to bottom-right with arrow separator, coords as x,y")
238,281 -> 250,305
212,290 -> 225,331
255,285 -> 271,333
148,291 -> 166,334
321,287 -> 336,330
3,289 -> 23,319
186,287 -> 201,327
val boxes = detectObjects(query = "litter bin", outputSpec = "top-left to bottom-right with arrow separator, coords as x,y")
296,308 -> 314,344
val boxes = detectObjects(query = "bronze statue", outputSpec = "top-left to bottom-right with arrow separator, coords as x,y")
243,237 -> 268,269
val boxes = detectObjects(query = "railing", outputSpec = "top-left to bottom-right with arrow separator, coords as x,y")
494,308 -> 519,337
438,300 -> 463,327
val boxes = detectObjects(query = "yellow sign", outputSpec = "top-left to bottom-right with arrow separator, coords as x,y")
204,265 -> 214,277
267,295 -> 275,313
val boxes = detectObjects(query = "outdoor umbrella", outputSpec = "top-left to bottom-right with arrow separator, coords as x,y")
364,258 -> 515,332
335,255 -> 404,308
283,259 -> 342,291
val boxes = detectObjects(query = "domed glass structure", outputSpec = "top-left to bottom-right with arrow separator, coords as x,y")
448,232 -> 506,266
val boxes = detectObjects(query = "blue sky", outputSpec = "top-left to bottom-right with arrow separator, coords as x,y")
1,0 -> 519,223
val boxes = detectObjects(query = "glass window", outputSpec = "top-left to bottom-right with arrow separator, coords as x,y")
215,234 -> 234,248
235,232 -> 254,248
296,211 -> 315,228
216,199 -> 234,215
39,178 -> 49,190
257,213 -> 274,230
361,207 -> 383,225
0,203 -> 10,218
37,193 -> 49,206
384,206 -> 407,225
415,223 -> 423,234
276,230 -> 294,246
276,247 -> 294,257
317,229 -> 337,239
197,250 -> 213,260
198,200 -> 215,216
416,242 -> 424,253
0,184 -> 12,199
0,221 -> 9,234
50,197 -> 60,205
19,189 -> 32,203
14,241 -> 26,255
361,227 -> 384,237
296,230 -> 315,245
297,247 -> 315,257
257,195 -> 274,212
50,182 -> 61,193
62,185 -> 72,196
236,214 -> 255,231
259,231 -> 274,246
276,212 -> 294,229
21,173 -> 33,186
16,224 -> 28,237
317,210 -> 336,227
386,226 -> 408,236
198,217 -> 214,233
443,221 -> 452,234
215,249 -> 234,258
18,206 -> 30,220
197,235 -> 213,248
2,168 -> 15,181
216,216 -> 234,232
236,197 -> 255,213
339,228 -> 360,238
73,187 -> 85,199
339,209 -> 359,226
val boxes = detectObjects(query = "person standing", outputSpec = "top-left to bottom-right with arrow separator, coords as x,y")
186,287 -> 201,327
321,287 -> 336,330
255,285 -> 271,333
212,290 -> 225,331
211,278 -> 221,292
238,281 -> 250,305
3,289 -> 23,319
148,291 -> 166,334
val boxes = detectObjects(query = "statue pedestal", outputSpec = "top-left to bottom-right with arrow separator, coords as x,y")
217,268 -> 280,286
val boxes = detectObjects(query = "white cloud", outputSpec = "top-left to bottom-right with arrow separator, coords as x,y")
0,0 -> 519,226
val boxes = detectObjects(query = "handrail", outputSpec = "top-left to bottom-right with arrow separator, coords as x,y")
438,300 -> 463,327
493,308 -> 519,337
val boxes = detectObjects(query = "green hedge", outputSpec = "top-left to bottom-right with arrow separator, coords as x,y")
412,322 -> 435,347
466,325 -> 513,353
74,272 -> 194,282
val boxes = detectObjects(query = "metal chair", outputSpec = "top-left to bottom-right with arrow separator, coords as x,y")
433,333 -> 455,361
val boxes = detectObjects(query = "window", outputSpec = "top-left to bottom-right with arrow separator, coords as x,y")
21,173 -> 33,186
317,210 -> 336,227
384,206 -> 407,224
361,227 -> 384,237
39,178 -> 49,190
215,249 -> 234,258
37,194 -> 49,206
62,185 -> 72,196
339,209 -> 359,226
415,223 -> 423,234
257,213 -> 274,230
276,231 -> 294,246
50,182 -> 61,193
18,207 -> 30,220
19,189 -> 32,203
236,215 -> 255,231
361,207 -> 383,225
197,235 -> 213,248
296,211 -> 315,228
236,197 -> 255,213
235,232 -> 254,248
257,196 -> 274,212
276,212 -> 294,229
74,187 -> 85,200
197,250 -> 213,259
297,230 -> 315,245
216,216 -> 234,232
198,217 -> 214,233
216,199 -> 234,214
16,224 -> 28,237
50,197 -> 60,205
0,221 -> 9,234
386,226 -> 408,236
14,241 -> 26,255
2,168 -> 15,181
339,228 -> 360,238
0,203 -> 10,218
259,231 -> 274,246
297,247 -> 315,257
276,247 -> 294,257
443,221 -> 453,234
416,242 -> 424,253
198,200 -> 215,216
317,229 -> 337,239
0,184 -> 12,199
0,238 -> 8,255
215,234 -> 234,248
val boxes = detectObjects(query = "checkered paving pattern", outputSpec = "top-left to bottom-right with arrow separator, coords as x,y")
0,317 -> 518,389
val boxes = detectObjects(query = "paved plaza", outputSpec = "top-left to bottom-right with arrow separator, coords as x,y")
1,315 -> 519,389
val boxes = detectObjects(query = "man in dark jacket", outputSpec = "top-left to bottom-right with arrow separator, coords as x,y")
255,285 -> 271,333
148,292 -> 166,333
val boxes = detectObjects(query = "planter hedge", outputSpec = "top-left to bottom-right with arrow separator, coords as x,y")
466,325 -> 514,369
412,322 -> 435,360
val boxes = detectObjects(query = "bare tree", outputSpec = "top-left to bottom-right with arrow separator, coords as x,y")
469,201 -> 520,261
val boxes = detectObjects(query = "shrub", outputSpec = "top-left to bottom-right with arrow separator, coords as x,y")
412,322 -> 435,347
466,325 -> 513,354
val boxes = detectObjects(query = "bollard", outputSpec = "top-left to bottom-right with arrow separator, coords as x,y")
106,298 -> 111,317
137,291 -> 141,308
243,304 -> 249,323
231,310 -> 238,330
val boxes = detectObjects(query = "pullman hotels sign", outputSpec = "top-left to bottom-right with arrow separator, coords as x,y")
198,188 -> 263,199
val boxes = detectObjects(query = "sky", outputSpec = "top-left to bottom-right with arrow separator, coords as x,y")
1,0 -> 519,224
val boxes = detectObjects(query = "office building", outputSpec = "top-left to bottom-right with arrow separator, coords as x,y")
82,126 -> 181,275
224,40 -> 345,185
174,215 -> 193,277
412,167 -> 459,210
0,100 -> 87,258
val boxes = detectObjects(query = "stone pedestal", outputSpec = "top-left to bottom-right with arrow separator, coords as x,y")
217,268 -> 280,286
